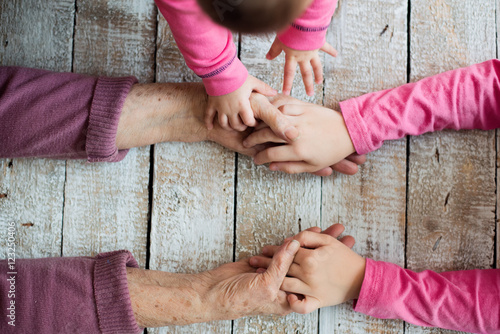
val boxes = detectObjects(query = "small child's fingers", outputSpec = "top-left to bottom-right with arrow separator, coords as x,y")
204,107 -> 216,130
283,58 -> 297,95
218,114 -> 231,131
299,61 -> 315,96
266,38 -> 283,60
320,42 -> 338,57
311,56 -> 323,84
239,105 -> 258,127
229,114 -> 247,131
288,294 -> 321,314
243,128 -> 285,148
281,277 -> 310,296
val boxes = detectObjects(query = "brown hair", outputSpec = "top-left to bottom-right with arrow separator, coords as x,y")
197,0 -> 306,33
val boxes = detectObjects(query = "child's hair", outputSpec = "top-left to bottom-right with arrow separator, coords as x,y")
197,0 -> 307,33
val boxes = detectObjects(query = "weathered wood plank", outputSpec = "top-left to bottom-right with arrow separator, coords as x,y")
234,33 -> 322,334
148,16 -> 235,334
62,0 -> 156,268
407,1 -> 497,333
320,0 -> 408,333
0,0 -> 74,258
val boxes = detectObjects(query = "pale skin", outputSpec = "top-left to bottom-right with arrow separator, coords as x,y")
243,94 -> 357,175
113,82 -> 364,327
250,227 -> 367,314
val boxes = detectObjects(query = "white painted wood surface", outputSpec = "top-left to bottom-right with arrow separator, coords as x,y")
62,0 -> 155,267
320,0 -> 408,333
0,0 -> 498,333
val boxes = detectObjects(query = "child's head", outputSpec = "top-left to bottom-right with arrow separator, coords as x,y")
197,0 -> 311,33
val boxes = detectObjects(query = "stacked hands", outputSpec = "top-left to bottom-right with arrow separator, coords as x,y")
211,92 -> 364,177
128,224 -> 366,327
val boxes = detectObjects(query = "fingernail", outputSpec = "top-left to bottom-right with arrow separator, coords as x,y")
285,127 -> 300,142
243,140 -> 249,148
269,165 -> 278,171
266,53 -> 271,60
287,240 -> 300,253
249,257 -> 257,266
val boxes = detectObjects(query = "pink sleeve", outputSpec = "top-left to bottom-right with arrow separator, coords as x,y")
154,0 -> 248,96
354,258 -> 500,333
340,59 -> 500,155
0,250 -> 141,333
277,0 -> 337,50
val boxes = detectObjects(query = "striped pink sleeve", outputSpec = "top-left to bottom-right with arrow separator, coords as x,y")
277,0 -> 337,50
355,259 -> 500,333
340,59 -> 500,155
155,0 -> 248,96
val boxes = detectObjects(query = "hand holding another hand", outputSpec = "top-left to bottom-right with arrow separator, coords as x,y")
250,224 -> 366,315
243,95 -> 357,175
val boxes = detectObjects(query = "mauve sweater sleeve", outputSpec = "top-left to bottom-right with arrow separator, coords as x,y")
154,0 -> 248,96
0,66 -> 137,162
277,0 -> 337,50
354,259 -> 500,333
1,250 -> 141,333
340,59 -> 500,155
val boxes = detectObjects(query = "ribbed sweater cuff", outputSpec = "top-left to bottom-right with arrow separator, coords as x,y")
86,76 -> 138,162
340,97 -> 375,155
94,250 -> 141,334
278,26 -> 327,51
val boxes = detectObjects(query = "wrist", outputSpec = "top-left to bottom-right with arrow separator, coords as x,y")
349,256 -> 366,300
127,268 -> 214,327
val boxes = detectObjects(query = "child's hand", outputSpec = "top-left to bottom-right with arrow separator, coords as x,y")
250,229 -> 366,314
266,37 -> 337,96
243,95 -> 356,174
205,75 -> 277,131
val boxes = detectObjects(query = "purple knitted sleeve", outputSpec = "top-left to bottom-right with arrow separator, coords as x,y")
0,66 -> 137,162
0,250 -> 141,333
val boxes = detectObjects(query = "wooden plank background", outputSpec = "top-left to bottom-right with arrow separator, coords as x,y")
0,0 -> 498,333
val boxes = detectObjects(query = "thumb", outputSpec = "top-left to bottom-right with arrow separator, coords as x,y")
262,240 -> 300,289
251,95 -> 299,142
320,42 -> 338,57
266,38 -> 283,60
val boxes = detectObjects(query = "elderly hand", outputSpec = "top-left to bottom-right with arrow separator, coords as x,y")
127,239 -> 300,328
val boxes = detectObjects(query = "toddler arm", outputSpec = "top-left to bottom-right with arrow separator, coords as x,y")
155,0 -> 248,96
356,259 -> 500,333
342,59 -> 500,155
277,0 -> 337,51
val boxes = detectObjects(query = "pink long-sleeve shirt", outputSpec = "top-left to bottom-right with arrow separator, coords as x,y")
341,59 -> 500,333
154,0 -> 337,96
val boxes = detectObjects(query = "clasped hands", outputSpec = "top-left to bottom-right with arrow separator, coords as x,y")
232,93 -> 364,177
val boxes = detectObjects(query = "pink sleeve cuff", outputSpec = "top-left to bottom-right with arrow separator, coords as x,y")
201,56 -> 248,96
278,25 -> 328,50
94,250 -> 141,334
340,97 -> 376,155
86,76 -> 137,162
